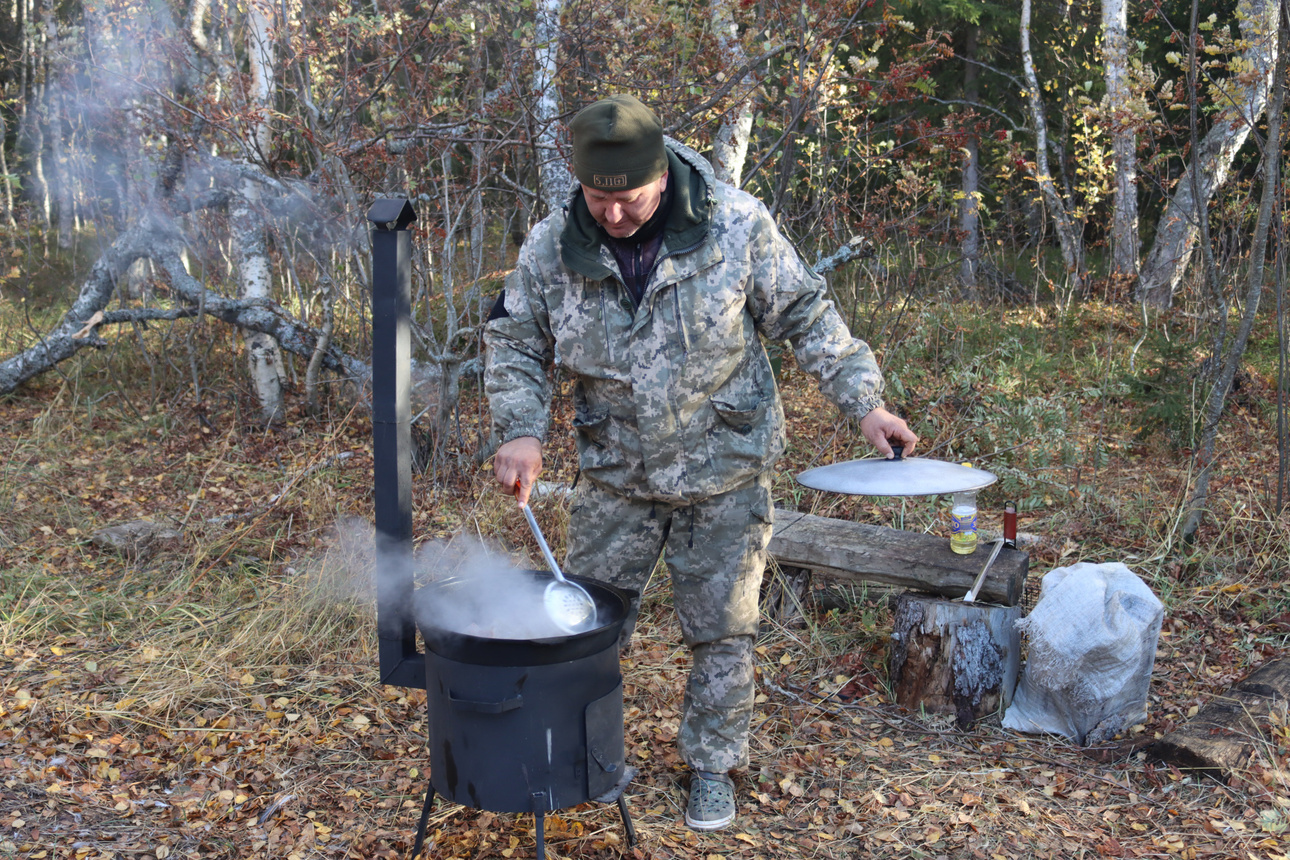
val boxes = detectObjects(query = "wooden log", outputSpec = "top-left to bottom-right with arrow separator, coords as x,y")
1149,658 -> 1290,776
770,508 -> 1029,606
888,592 -> 1023,728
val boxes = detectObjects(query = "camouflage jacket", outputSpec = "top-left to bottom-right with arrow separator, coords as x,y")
485,140 -> 886,504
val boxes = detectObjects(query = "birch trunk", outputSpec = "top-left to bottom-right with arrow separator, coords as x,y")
239,0 -> 286,423
1021,0 -> 1085,300
1103,0 -> 1139,284
958,25 -> 982,296
1137,0 -> 1281,308
532,0 -> 569,215
710,0 -> 756,187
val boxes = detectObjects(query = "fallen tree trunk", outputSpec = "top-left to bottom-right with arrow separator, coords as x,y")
1149,658 -> 1290,776
0,214 -> 376,397
0,221 -> 153,393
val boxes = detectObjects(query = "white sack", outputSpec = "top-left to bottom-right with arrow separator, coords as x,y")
1002,561 -> 1163,744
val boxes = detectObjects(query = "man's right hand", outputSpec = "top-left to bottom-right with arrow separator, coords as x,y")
494,436 -> 544,505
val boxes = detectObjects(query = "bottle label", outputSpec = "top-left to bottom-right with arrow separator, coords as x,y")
950,510 -> 977,534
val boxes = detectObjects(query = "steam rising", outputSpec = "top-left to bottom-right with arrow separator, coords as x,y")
329,516 -> 572,641
410,538 -> 572,640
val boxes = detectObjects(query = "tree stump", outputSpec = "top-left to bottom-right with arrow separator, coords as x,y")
889,592 -> 1023,728
1149,658 -> 1290,776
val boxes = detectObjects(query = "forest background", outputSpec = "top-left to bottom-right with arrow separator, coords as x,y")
1,0 -> 1290,857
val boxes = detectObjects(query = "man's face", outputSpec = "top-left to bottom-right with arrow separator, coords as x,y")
581,173 -> 668,239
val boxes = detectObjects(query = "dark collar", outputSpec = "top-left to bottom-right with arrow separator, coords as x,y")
561,147 -> 711,280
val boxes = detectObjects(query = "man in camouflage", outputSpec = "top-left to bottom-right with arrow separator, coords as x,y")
485,94 -> 917,831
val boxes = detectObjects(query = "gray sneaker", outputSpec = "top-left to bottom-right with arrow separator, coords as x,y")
685,770 -> 736,831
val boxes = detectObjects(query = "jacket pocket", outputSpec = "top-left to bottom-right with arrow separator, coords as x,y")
572,399 -> 630,478
710,395 -> 768,435
572,406 -> 611,448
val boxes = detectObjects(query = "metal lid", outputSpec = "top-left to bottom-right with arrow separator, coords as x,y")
796,450 -> 997,497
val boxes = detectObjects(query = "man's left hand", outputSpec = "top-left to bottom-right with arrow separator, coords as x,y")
859,407 -> 918,458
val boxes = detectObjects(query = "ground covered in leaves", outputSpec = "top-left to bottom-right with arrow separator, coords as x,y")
3,303 -> 1290,860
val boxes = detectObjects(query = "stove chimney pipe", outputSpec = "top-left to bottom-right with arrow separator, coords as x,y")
368,198 -> 425,689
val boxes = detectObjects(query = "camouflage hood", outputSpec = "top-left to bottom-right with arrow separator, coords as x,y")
485,140 -> 885,504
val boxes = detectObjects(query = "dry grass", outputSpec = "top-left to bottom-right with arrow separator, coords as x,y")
2,299 -> 1289,858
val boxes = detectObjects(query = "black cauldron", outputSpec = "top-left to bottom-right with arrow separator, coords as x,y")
417,572 -> 634,814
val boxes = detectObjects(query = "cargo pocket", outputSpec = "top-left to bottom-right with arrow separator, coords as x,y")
572,404 -> 626,476
706,394 -> 772,479
572,406 -> 610,447
711,395 -> 767,434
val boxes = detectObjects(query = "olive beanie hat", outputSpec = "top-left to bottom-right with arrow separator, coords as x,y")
569,94 -> 667,191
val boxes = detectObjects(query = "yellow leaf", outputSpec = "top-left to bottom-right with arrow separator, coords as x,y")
734,833 -> 757,844
780,653 -> 793,665
239,673 -> 255,685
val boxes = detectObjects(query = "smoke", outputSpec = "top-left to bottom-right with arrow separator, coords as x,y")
324,515 -> 570,641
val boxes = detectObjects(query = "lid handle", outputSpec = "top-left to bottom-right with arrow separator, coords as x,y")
889,444 -> 904,461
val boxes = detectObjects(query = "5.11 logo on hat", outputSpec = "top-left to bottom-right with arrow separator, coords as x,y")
593,173 -> 629,188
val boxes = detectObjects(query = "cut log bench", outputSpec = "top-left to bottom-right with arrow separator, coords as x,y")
767,508 -> 1031,726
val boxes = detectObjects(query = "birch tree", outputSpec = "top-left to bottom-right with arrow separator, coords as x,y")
1136,0 -> 1282,308
1020,0 -> 1085,300
710,0 -> 756,187
1103,0 -> 1139,284
532,0 -> 569,215
235,0 -> 287,423
958,24 -> 982,294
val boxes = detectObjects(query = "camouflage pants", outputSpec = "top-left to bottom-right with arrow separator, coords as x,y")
565,474 -> 773,773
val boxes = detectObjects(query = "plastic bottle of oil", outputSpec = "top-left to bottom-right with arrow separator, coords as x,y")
949,464 -> 979,555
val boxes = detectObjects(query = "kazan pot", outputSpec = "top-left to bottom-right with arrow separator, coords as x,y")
417,572 -> 633,814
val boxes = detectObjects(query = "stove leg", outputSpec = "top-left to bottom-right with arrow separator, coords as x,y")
409,783 -> 436,860
534,808 -> 546,860
616,794 -> 638,847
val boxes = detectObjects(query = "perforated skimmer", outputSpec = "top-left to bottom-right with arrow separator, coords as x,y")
520,501 -> 598,634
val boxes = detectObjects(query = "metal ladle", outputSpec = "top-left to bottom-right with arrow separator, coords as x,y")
519,501 -> 598,634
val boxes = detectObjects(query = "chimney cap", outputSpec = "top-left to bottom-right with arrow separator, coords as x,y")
367,198 -> 417,230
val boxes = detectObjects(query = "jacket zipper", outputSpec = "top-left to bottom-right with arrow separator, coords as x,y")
649,235 -> 706,357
